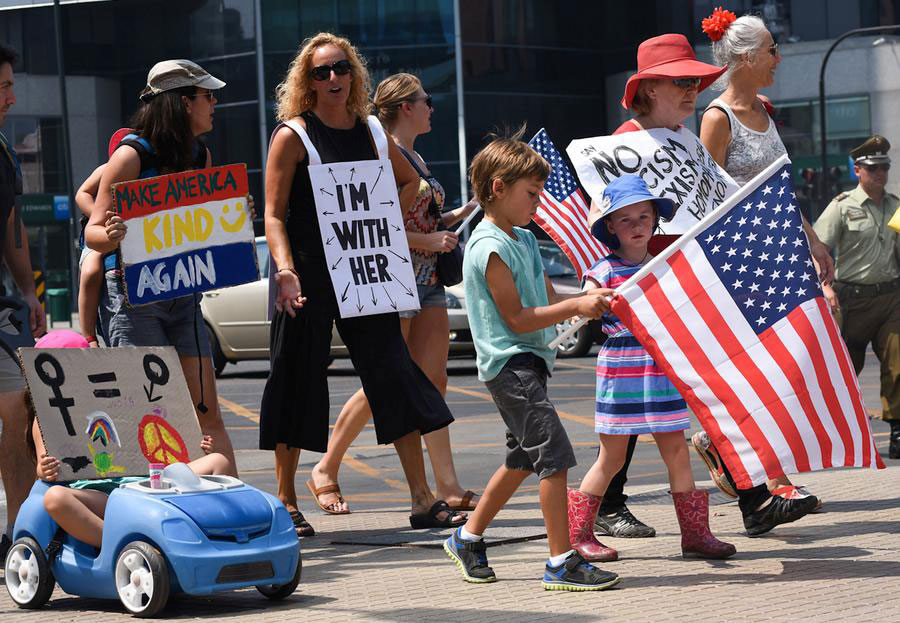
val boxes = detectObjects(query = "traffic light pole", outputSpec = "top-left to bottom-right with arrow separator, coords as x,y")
819,25 -> 900,217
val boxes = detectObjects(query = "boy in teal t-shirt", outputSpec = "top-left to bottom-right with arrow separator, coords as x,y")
443,130 -> 618,591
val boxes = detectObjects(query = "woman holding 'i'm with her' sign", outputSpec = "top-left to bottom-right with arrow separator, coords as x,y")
84,60 -> 237,476
307,73 -> 479,515
259,34 -> 463,536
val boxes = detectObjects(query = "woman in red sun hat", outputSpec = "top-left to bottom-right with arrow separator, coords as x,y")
584,33 -> 725,544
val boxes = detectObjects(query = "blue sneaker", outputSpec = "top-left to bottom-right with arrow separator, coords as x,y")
443,528 -> 497,583
542,551 -> 620,591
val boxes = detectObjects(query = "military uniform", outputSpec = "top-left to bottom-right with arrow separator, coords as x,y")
813,135 -> 900,458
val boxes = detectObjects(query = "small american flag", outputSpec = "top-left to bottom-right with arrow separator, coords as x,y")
528,129 -> 608,279
611,155 -> 884,488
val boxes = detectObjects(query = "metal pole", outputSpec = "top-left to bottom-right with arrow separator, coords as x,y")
53,0 -> 76,326
452,0 -> 469,214
253,0 -> 268,203
818,25 -> 900,217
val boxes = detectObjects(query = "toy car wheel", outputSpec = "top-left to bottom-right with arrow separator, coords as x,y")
115,541 -> 170,618
256,551 -> 301,600
4,537 -> 55,608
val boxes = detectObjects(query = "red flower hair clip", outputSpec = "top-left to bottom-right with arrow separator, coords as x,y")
702,6 -> 737,42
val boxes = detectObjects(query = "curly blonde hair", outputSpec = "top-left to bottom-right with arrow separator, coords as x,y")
275,32 -> 372,122
373,73 -> 422,130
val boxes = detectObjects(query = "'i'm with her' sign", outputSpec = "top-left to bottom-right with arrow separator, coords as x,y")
114,164 -> 258,305
309,159 -> 418,318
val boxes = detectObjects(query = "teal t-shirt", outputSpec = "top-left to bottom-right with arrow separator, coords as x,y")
463,220 -> 555,381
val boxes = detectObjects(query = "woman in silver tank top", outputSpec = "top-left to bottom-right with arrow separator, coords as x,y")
698,12 -> 832,505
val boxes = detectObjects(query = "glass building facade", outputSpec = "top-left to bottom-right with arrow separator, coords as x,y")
0,0 -> 897,296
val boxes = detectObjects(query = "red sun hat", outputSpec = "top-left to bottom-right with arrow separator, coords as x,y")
108,127 -> 136,158
621,34 -> 727,110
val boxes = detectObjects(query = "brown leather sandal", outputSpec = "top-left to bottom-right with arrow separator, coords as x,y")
449,490 -> 479,511
306,478 -> 350,515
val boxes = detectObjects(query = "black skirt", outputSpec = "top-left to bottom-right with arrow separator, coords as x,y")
258,253 -> 454,453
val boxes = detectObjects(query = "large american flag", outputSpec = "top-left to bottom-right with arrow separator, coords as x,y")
611,156 -> 885,488
528,129 -> 608,278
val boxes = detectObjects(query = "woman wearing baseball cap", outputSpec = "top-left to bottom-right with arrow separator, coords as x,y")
83,59 -> 238,475
586,34 -> 725,542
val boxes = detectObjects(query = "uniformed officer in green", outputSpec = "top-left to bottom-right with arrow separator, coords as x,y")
813,135 -> 900,459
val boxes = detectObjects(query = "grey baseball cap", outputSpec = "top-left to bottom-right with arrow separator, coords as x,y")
140,59 -> 225,100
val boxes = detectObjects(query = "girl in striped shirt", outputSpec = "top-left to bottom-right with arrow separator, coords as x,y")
568,175 -> 737,562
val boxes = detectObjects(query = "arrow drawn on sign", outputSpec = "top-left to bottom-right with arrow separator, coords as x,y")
331,256 -> 343,270
328,167 -> 337,184
388,249 -> 410,264
372,165 -> 384,191
326,235 -> 335,246
322,210 -> 334,216
370,286 -> 377,306
391,223 -> 401,232
319,187 -> 334,196
356,290 -> 364,313
341,282 -> 351,303
390,273 -> 416,297
382,285 -> 397,310
380,200 -> 395,207
350,167 -> 355,181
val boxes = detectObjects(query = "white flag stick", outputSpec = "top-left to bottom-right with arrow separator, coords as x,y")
548,316 -> 589,350
453,202 -> 482,234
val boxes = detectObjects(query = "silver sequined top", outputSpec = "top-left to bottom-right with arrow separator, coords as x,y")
706,98 -> 787,186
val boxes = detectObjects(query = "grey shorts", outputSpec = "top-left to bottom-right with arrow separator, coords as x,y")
399,283 -> 446,319
484,354 -> 576,479
99,272 -> 211,358
0,348 -> 25,393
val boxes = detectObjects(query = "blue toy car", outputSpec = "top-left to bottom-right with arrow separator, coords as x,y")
4,463 -> 301,617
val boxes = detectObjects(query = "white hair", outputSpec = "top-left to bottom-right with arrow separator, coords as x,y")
710,15 -> 769,89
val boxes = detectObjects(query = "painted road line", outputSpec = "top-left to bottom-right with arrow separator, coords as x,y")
219,396 -> 258,423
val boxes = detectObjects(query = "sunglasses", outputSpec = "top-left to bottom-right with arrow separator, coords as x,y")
862,163 -> 891,172
671,77 -> 701,89
407,95 -> 433,109
310,60 -> 352,81
187,90 -> 215,101
768,43 -> 780,57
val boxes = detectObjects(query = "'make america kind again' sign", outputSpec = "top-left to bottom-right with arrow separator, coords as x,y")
114,164 -> 258,305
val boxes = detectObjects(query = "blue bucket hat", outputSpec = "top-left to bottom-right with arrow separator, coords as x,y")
590,174 -> 675,249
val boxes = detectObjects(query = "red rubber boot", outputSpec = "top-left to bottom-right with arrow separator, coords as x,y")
672,489 -> 737,559
567,488 -> 618,562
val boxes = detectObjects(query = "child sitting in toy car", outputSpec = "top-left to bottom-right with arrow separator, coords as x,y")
30,412 -> 233,549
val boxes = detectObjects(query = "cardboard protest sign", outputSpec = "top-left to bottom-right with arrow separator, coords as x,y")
114,164 -> 258,305
309,159 -> 419,317
567,128 -> 740,234
21,346 -> 203,482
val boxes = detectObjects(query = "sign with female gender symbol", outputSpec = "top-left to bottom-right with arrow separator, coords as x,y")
20,347 -> 203,481
308,159 -> 419,318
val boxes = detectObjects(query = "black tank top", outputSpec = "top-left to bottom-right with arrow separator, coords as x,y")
283,111 -> 376,258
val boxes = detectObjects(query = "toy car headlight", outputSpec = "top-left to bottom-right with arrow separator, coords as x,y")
162,518 -> 202,543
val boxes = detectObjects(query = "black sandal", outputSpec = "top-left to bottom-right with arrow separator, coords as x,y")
289,509 -> 316,537
409,500 -> 467,529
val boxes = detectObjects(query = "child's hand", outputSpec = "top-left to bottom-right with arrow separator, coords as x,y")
38,452 -> 60,481
200,435 -> 214,455
577,288 -> 614,318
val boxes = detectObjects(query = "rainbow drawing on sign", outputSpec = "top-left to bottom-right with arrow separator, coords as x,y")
85,411 -> 122,447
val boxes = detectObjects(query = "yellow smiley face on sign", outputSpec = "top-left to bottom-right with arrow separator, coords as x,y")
220,202 -> 247,233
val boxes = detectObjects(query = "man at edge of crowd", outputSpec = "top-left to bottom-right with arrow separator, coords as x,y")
0,43 -> 48,560
815,135 -> 900,460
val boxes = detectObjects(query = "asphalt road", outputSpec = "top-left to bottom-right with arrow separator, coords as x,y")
213,346 -> 894,516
